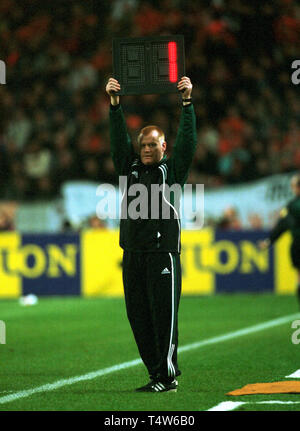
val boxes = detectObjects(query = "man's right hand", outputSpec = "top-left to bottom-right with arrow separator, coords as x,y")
106,78 -> 121,106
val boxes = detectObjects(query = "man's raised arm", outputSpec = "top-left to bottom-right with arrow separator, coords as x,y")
170,77 -> 197,186
106,78 -> 135,175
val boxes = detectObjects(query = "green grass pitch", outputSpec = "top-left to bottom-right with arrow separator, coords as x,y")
0,293 -> 300,411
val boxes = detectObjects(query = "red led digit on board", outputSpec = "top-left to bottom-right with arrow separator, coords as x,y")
168,42 -> 178,83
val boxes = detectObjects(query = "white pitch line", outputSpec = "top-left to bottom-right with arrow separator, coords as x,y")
178,312 -> 300,353
258,401 -> 300,404
286,369 -> 300,378
208,401 -> 245,411
208,400 -> 300,411
0,312 -> 299,406
0,358 -> 142,405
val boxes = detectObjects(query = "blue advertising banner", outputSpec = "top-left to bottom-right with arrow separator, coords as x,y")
214,230 -> 274,293
21,234 -> 80,296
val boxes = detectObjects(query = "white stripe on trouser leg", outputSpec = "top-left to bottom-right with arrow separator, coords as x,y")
158,166 -> 180,252
167,253 -> 176,378
167,343 -> 175,377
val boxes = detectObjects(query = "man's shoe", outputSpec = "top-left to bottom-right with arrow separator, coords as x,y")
135,379 -> 178,393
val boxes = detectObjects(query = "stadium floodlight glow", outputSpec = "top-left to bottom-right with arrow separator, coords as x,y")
113,35 -> 185,95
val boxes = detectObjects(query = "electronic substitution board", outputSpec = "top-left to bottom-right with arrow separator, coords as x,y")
112,36 -> 185,95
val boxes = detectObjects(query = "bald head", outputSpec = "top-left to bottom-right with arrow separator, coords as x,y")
138,125 -> 165,147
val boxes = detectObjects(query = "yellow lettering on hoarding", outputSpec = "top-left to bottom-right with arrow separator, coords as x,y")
1,243 -> 78,279
46,244 -> 77,277
212,240 -> 239,274
19,245 -> 46,278
239,241 -> 268,273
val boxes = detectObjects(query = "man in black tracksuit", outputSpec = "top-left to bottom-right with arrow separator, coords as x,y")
259,174 -> 300,307
106,76 -> 197,392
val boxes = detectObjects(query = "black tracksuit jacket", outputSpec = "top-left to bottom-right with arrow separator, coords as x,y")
109,102 -> 197,254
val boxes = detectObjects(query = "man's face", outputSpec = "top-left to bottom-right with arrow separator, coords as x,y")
140,130 -> 166,165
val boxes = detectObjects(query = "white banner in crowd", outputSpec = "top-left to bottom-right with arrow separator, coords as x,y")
62,172 -> 295,229
203,172 -> 295,228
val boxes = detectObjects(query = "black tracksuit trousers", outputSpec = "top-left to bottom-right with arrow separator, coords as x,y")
122,251 -> 182,383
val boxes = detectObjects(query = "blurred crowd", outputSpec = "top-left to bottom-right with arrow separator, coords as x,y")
0,0 -> 299,202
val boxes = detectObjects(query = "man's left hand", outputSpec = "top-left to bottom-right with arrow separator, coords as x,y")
177,76 -> 192,99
